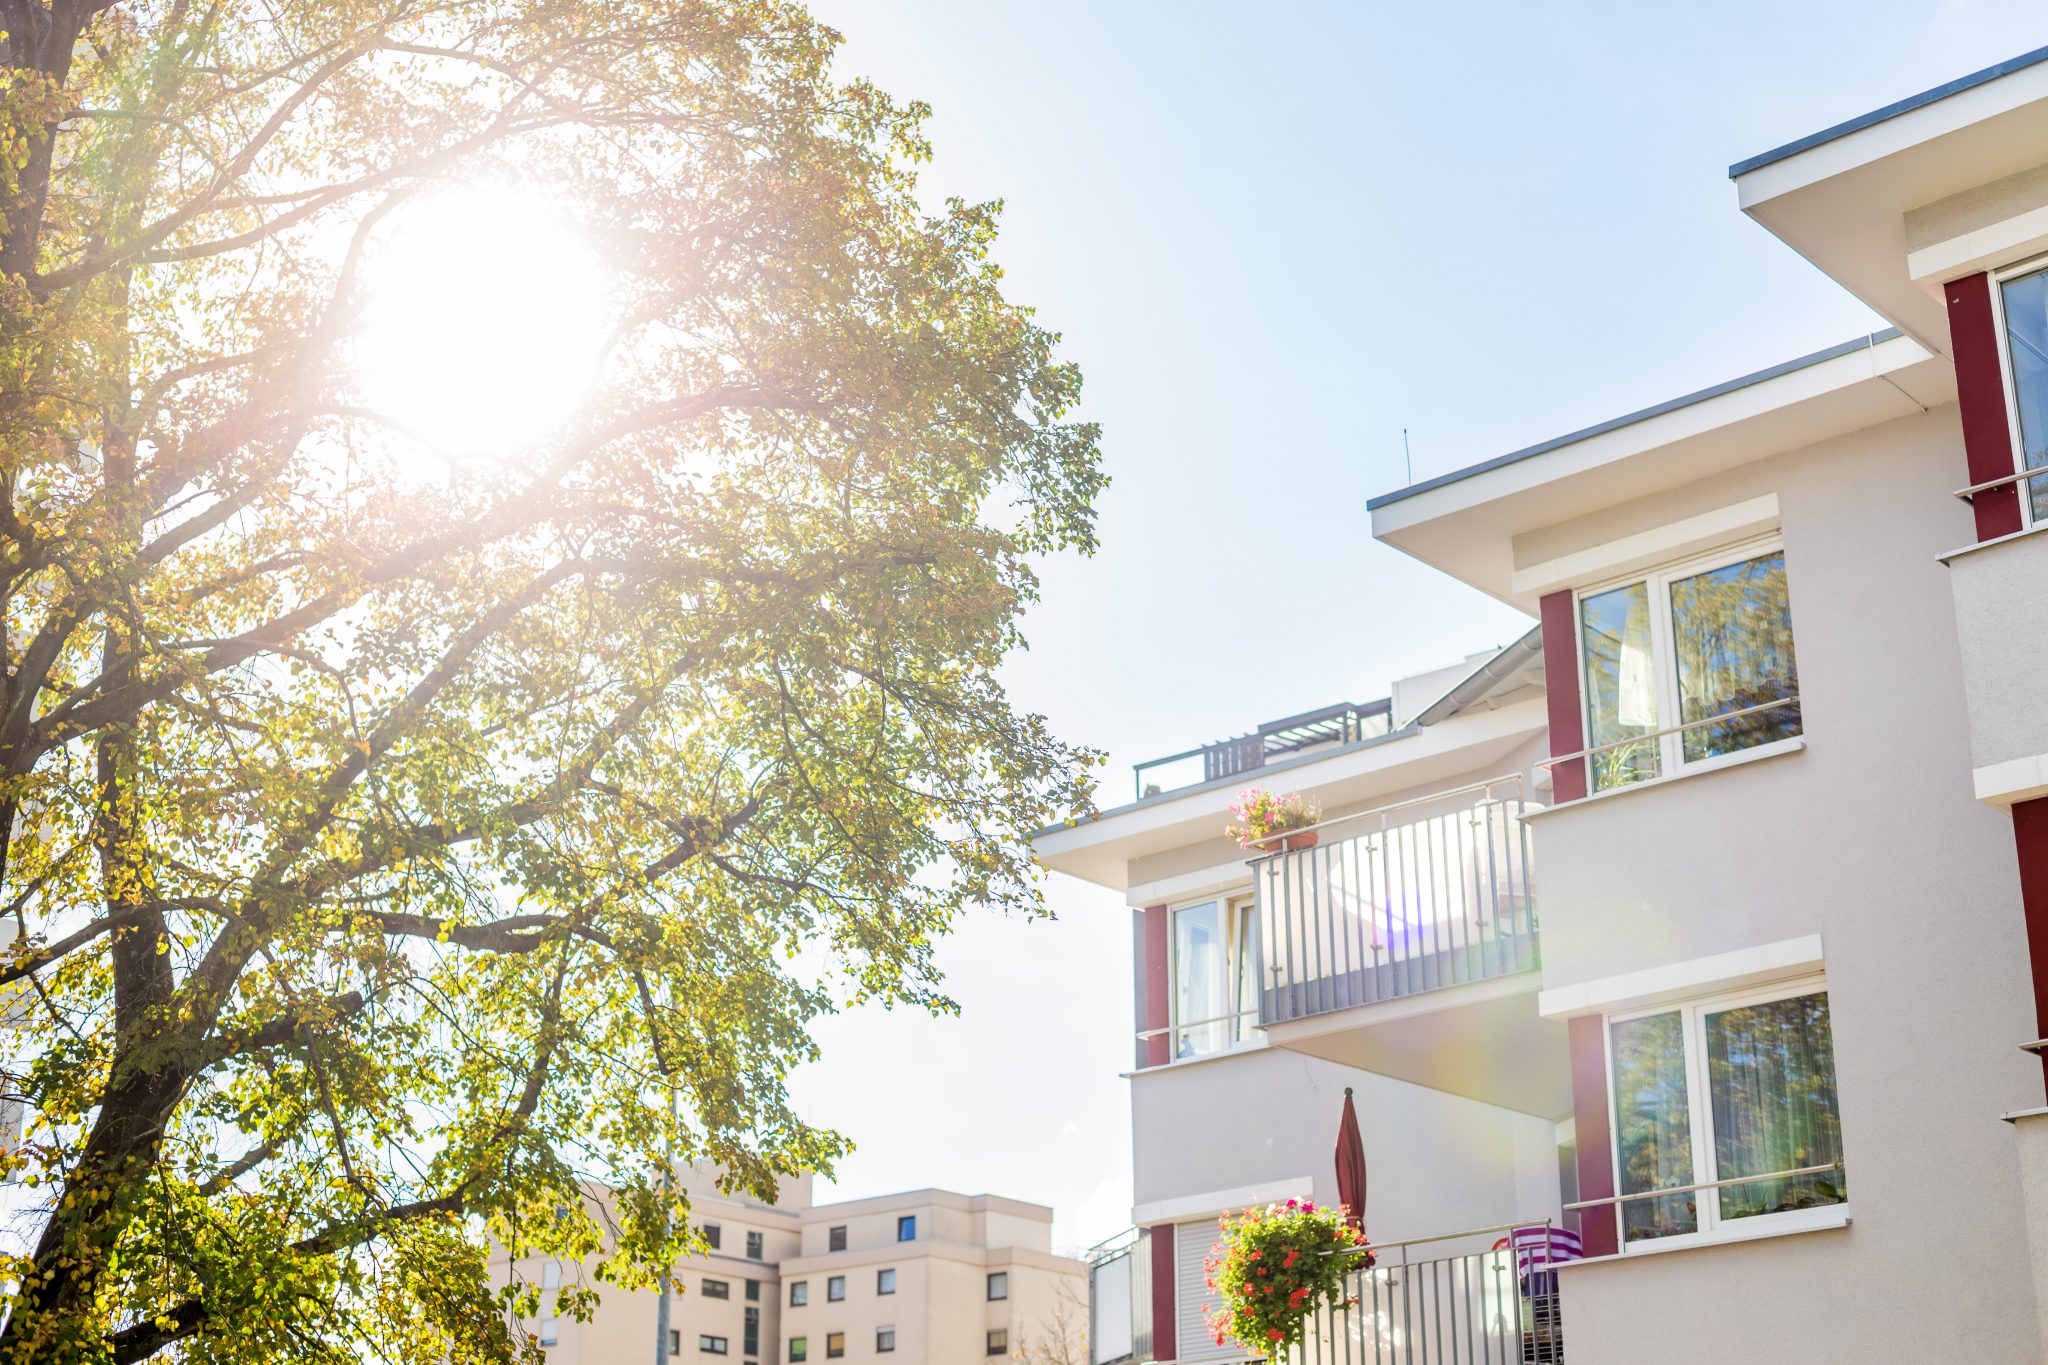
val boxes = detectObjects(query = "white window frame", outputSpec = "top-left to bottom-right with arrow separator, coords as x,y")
1603,974 -> 1848,1254
1166,892 -> 1259,1059
1574,533 -> 1800,794
1990,251 -> 2048,529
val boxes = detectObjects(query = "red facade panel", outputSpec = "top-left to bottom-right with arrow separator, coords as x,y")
1568,1013 -> 1619,1258
1945,271 -> 2027,542
2014,797 -> 2048,1095
1539,589 -> 1589,804
1148,1221 -> 1176,1361
1143,903 -> 1170,1069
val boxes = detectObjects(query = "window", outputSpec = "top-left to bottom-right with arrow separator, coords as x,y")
670,1329 -> 682,1355
986,1271 -> 1008,1301
1169,895 -> 1258,1057
746,1231 -> 764,1261
828,1224 -> 847,1252
896,1215 -> 916,1242
826,1334 -> 845,1359
540,1260 -> 562,1346
826,1275 -> 845,1302
744,1308 -> 760,1356
701,1337 -> 729,1356
877,1328 -> 896,1353
745,1279 -> 760,1302
789,1339 -> 807,1363
704,1224 -> 722,1250
1578,540 -> 1800,794
703,1278 -> 730,1300
789,1281 -> 808,1308
986,1329 -> 1009,1356
1608,983 -> 1846,1249
1999,261 -> 2048,522
876,1268 -> 896,1295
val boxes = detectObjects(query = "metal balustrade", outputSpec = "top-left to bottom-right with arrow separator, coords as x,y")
1132,700 -> 1395,801
1256,791 -> 1539,1023
1291,1224 -> 1568,1365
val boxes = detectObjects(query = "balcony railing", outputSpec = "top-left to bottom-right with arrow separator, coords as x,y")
1086,1226 -> 1152,1365
1256,781 -> 1539,1024
1292,1221 -> 1569,1364
1133,699 -> 1394,801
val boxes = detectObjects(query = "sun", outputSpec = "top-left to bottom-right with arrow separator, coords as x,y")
356,184 -> 613,459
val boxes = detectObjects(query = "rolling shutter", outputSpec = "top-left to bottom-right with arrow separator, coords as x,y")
1174,1219 -> 1232,1361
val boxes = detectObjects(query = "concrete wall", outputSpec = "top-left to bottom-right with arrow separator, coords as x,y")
1523,403 -> 2043,1362
1131,1048 -> 1559,1245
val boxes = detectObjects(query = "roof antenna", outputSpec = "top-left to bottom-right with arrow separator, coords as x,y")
1402,428 -> 1413,485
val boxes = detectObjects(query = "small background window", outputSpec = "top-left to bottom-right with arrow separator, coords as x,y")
896,1215 -> 916,1242
986,1271 -> 1008,1301
877,1267 -> 896,1295
828,1224 -> 847,1251
986,1328 -> 1008,1356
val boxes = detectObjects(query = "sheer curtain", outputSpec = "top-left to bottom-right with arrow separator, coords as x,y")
1707,992 -> 1846,1220
1173,901 -> 1227,1057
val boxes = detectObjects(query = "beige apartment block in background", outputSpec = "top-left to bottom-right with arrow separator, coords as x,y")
780,1190 -> 1085,1365
495,1177 -> 1086,1365
493,1166 -> 806,1365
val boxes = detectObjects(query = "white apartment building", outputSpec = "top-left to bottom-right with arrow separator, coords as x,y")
1040,42 -> 2048,1365
494,1175 -> 1086,1364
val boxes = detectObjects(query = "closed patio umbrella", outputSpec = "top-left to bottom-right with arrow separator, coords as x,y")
1335,1086 -> 1368,1238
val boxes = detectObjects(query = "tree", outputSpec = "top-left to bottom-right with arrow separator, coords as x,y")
0,3 -> 1103,1360
1012,1279 -> 1089,1365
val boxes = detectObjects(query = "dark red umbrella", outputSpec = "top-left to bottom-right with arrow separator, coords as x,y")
1335,1086 -> 1368,1238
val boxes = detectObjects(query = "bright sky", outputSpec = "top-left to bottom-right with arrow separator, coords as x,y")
789,1 -> 2048,1251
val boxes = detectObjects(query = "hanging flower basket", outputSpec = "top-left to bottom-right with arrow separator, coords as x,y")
1203,1199 -> 1372,1358
1225,787 -> 1321,854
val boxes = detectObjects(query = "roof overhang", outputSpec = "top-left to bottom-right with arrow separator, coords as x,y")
1732,44 -> 2048,350
1032,696 -> 1547,893
1367,330 -> 1953,610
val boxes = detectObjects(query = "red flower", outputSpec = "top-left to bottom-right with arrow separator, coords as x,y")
1268,1330 -> 1284,1341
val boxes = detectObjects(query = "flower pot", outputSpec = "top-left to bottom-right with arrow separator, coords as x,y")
1255,830 -> 1319,854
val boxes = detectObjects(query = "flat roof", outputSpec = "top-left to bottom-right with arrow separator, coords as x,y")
1729,43 -> 2048,178
1364,329 -> 1901,511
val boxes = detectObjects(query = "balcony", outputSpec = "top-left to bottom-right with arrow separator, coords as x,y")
1945,516 -> 2048,805
1256,784 -> 1539,1022
1251,780 -> 1568,1116
1132,699 -> 1394,801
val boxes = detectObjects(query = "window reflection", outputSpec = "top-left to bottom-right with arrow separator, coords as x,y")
1707,993 -> 1846,1221
1581,580 -> 1661,791
1610,1011 -> 1696,1242
2002,267 -> 2048,522
1669,550 -> 1800,763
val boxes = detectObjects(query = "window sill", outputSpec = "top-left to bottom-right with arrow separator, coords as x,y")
1559,1208 -> 1851,1269
1524,737 -> 1804,820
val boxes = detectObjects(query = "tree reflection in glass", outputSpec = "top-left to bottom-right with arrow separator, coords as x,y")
1669,551 -> 1800,763
1611,1011 -> 1696,1242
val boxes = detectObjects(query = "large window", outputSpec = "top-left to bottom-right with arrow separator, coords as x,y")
1170,895 -> 1258,1058
2001,262 -> 2048,523
1579,540 -> 1800,793
1608,983 -> 1847,1249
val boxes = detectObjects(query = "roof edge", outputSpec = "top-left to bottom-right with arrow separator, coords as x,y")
1728,43 -> 2048,179
1364,329 -> 1903,513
